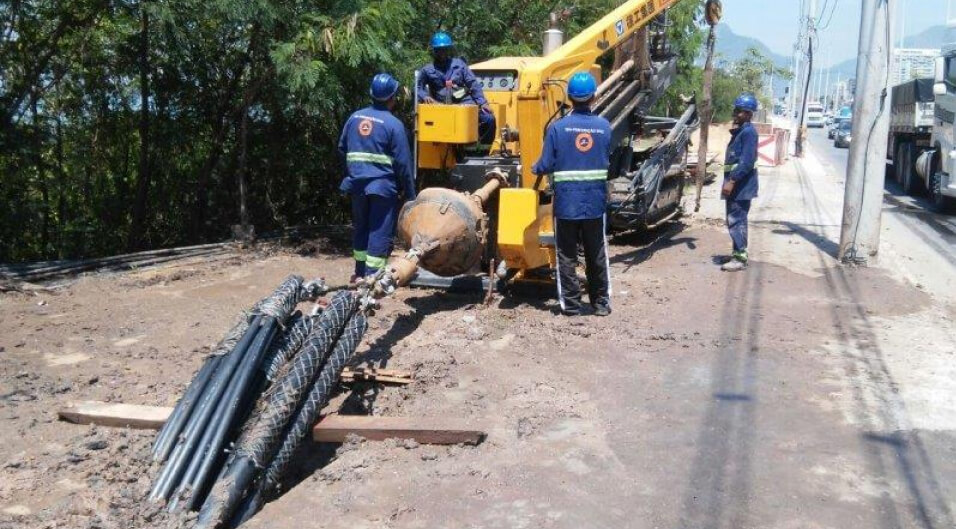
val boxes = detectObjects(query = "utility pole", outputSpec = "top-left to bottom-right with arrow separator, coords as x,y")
838,0 -> 896,263
789,2 -> 807,154
794,0 -> 816,157
824,48 -> 831,111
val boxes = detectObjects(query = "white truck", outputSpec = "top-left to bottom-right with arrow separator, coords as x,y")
887,78 -> 934,195
913,45 -> 956,211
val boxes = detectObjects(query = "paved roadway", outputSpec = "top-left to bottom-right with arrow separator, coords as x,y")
806,126 -> 956,274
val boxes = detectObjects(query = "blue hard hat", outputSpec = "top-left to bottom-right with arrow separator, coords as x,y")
567,71 -> 598,102
734,92 -> 758,112
430,31 -> 453,49
370,73 -> 400,101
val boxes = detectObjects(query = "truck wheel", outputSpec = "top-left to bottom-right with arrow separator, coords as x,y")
901,143 -> 923,195
930,172 -> 956,213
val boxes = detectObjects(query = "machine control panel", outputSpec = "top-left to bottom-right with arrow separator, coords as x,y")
474,70 -> 518,92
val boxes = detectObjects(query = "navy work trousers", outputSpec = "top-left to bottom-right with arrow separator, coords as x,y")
351,193 -> 398,276
726,199 -> 751,256
555,217 -> 611,314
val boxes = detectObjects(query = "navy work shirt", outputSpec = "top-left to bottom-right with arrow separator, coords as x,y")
532,108 -> 612,220
723,122 -> 759,201
417,58 -> 488,106
338,103 -> 415,200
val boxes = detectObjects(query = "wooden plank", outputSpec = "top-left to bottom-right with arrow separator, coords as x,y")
58,401 -> 172,430
313,415 -> 485,445
340,367 -> 413,385
58,402 -> 486,446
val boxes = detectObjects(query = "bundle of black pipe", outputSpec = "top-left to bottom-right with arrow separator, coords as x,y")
148,275 -> 320,512
195,291 -> 369,529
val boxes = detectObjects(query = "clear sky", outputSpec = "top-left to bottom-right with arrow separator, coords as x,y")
721,0 -> 951,67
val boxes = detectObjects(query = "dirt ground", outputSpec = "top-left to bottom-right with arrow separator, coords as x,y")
1,146 -> 955,529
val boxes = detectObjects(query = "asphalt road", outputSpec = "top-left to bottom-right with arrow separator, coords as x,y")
806,126 -> 956,270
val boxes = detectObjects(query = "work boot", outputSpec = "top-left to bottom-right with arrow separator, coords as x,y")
561,308 -> 581,317
714,255 -> 734,265
592,304 -> 611,317
721,257 -> 748,272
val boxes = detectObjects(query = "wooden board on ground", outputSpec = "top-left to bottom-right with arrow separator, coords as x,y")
59,401 -> 173,430
313,415 -> 485,445
57,401 -> 486,445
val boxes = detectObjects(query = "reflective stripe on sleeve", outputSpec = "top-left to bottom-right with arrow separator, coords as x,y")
552,170 -> 608,183
347,152 -> 393,166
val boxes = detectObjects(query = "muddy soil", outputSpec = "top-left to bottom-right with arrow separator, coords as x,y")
1,158 -> 955,529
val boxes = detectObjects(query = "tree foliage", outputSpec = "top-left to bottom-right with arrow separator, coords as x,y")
1,0 -> 706,262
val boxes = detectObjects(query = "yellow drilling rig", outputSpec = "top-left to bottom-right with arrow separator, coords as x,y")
370,0 -> 712,298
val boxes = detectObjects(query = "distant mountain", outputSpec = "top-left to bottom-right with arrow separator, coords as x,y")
710,24 -> 791,69
708,24 -> 956,101
705,24 -> 792,99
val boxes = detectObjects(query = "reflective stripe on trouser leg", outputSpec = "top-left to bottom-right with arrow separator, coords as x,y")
364,194 -> 399,275
555,218 -> 584,313
580,217 -> 610,308
554,217 -> 565,311
603,215 -> 612,298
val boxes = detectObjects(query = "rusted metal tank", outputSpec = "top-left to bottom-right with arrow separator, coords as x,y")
396,175 -> 504,277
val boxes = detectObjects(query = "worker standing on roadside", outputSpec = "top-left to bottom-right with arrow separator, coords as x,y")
339,73 -> 416,281
532,72 -> 612,317
417,31 -> 497,144
720,93 -> 759,272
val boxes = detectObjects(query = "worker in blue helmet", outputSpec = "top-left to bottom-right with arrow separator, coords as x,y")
338,73 -> 416,281
532,71 -> 613,316
417,31 -> 497,144
719,92 -> 760,271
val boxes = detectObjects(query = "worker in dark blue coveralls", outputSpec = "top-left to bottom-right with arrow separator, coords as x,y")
339,73 -> 416,281
720,93 -> 760,272
417,31 -> 497,144
532,72 -> 612,317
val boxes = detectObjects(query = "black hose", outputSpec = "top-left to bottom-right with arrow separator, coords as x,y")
263,312 -> 314,382
149,317 -> 264,502
194,292 -> 356,529
178,319 -> 279,511
153,354 -> 221,462
234,311 -> 368,526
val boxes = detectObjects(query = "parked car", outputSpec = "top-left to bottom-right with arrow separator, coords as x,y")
833,120 -> 853,148
828,116 -> 851,139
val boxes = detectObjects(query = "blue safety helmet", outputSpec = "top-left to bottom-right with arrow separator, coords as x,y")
430,31 -> 453,49
733,92 -> 758,112
370,73 -> 400,101
567,71 -> 598,102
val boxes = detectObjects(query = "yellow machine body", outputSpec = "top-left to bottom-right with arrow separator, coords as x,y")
417,104 -> 478,143
414,0 -> 682,282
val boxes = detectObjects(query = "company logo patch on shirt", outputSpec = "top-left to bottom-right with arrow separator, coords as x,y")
358,119 -> 374,137
575,132 -> 594,153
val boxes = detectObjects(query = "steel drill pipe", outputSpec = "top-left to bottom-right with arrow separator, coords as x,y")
152,354 -> 222,462
195,292 -> 356,529
149,317 -> 264,502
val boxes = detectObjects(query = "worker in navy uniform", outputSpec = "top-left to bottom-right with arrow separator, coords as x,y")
532,72 -> 612,317
417,31 -> 497,144
719,92 -> 760,271
338,73 -> 416,281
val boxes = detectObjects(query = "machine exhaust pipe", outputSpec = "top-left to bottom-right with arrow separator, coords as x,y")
543,12 -> 564,55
